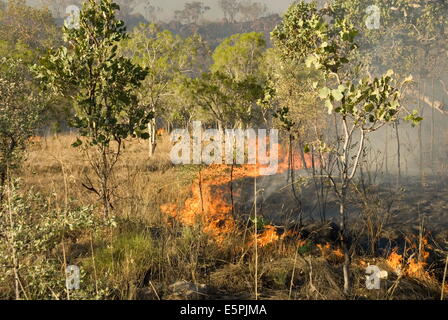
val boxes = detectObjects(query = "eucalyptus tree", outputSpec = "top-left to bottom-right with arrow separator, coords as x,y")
188,32 -> 267,131
239,1 -> 268,22
212,32 -> 266,81
0,0 -> 59,55
120,23 -> 208,156
34,0 -> 152,217
174,1 -> 210,25
271,1 -> 421,295
218,0 -> 240,23
332,0 -> 448,181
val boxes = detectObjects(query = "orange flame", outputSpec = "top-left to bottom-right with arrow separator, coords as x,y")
317,242 -> 344,263
387,249 -> 403,273
386,237 -> 433,281
161,140 -> 314,244
256,225 -> 280,247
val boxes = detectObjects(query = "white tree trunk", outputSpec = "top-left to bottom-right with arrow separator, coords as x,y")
148,119 -> 157,157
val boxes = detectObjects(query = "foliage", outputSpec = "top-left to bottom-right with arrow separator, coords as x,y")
185,32 -> 267,129
120,23 -> 209,126
270,0 -> 422,295
174,1 -> 210,25
34,0 -> 151,147
0,58 -> 44,191
0,181 -> 114,299
211,32 -> 266,81
0,0 -> 59,54
33,0 -> 152,216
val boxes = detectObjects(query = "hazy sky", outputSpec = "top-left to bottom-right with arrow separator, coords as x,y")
27,0 -> 298,21
129,0 -> 296,21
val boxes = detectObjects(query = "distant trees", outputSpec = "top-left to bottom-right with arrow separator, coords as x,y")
37,0 -> 76,19
212,32 -> 266,81
174,1 -> 210,25
0,0 -> 59,55
239,0 -> 268,22
142,1 -> 164,23
218,0 -> 240,23
121,23 -> 208,155
218,0 -> 268,23
187,32 -> 266,130
34,0 -> 152,217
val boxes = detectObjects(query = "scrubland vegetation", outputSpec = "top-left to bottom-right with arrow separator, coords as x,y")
0,0 -> 447,300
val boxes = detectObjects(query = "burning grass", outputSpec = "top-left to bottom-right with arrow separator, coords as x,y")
8,133 -> 446,300
160,141 -> 313,246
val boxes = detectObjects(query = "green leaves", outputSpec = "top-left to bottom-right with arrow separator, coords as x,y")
317,69 -> 407,128
318,87 -> 331,99
272,2 -> 358,76
319,85 -> 346,114
404,110 -> 424,127
211,32 -> 266,81
271,1 -> 324,62
325,99 -> 334,114
35,0 -> 152,149
71,138 -> 83,148
0,57 -> 44,178
332,85 -> 346,102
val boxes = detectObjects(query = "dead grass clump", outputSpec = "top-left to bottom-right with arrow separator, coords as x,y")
210,263 -> 251,296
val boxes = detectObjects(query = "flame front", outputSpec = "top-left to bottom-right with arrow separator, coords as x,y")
386,236 -> 433,281
161,142 -> 313,245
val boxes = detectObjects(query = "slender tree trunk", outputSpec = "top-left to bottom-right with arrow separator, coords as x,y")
254,176 -> 258,300
289,134 -> 303,225
0,167 -> 7,202
101,147 -> 110,217
340,119 -> 351,296
230,162 -> 235,219
6,181 -> 20,300
339,188 -> 350,296
385,125 -> 389,179
431,78 -> 435,172
419,81 -> 425,185
148,118 -> 157,157
395,122 -> 401,187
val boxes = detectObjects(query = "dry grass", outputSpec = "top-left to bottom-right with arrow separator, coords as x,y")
9,133 -> 446,300
23,134 -> 194,223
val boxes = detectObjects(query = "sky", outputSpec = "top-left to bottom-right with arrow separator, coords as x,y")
137,0 -> 296,21
27,0 -> 299,21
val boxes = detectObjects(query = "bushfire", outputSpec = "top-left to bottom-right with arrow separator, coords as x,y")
161,142 -> 313,245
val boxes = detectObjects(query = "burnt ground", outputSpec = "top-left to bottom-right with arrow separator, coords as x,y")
227,170 -> 448,250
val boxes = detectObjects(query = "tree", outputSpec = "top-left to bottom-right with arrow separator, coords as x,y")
120,23 -> 208,156
218,0 -> 240,23
187,32 -> 266,131
142,1 -> 164,23
34,0 -> 152,217
0,0 -> 59,54
187,72 -> 264,130
211,32 -> 266,81
174,1 -> 210,25
0,58 -> 44,198
331,0 -> 448,183
239,1 -> 268,22
261,46 -> 324,222
271,1 -> 421,295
